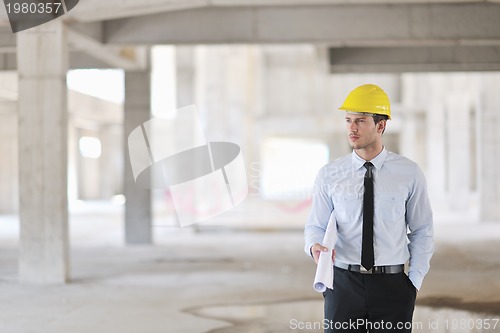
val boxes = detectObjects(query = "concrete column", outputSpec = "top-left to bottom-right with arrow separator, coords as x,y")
478,75 -> 500,222
400,110 -> 419,161
176,46 -> 202,153
17,21 -> 70,284
67,113 -> 78,203
175,46 -> 204,228
176,46 -> 196,107
100,124 -> 122,200
244,46 -> 264,195
0,101 -> 18,213
77,128 -> 101,200
446,93 -> 471,210
424,77 -> 447,205
124,70 -> 152,244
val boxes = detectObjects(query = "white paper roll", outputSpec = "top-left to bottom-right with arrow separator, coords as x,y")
313,212 -> 338,292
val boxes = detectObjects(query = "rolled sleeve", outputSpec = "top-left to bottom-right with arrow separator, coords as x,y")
304,167 -> 333,256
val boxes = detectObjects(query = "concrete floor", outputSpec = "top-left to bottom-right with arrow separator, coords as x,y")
0,204 -> 499,333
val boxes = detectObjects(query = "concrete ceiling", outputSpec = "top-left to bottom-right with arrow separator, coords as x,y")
0,0 -> 499,71
66,0 -> 500,22
98,3 -> 500,46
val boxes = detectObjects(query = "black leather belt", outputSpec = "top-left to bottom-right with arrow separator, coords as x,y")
334,262 -> 404,274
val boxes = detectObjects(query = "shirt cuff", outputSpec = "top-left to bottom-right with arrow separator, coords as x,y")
408,271 -> 424,291
304,240 -> 317,257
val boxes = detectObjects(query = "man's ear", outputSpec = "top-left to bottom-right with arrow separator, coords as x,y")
378,120 -> 386,133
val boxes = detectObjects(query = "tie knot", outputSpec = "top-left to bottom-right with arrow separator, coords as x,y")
364,162 -> 374,178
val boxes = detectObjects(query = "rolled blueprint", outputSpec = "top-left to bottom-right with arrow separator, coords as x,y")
313,212 -> 337,292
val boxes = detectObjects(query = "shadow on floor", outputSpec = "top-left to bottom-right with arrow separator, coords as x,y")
187,299 -> 500,333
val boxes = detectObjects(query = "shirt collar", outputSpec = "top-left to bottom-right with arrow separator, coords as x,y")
351,147 -> 388,171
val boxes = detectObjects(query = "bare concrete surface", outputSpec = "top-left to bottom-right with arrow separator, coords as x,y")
0,208 -> 499,333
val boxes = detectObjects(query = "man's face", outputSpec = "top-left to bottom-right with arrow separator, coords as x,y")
345,114 -> 384,150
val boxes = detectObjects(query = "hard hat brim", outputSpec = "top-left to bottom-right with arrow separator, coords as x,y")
339,108 -> 391,120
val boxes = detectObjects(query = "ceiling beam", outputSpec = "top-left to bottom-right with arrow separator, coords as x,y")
329,45 -> 500,72
0,48 -> 145,71
0,23 -> 147,70
2,0 -> 500,24
103,3 -> 500,45
0,51 -> 138,71
65,0 -> 209,22
0,27 -> 16,52
50,0 -> 500,22
70,52 -> 120,69
67,29 -> 148,70
0,53 -> 16,70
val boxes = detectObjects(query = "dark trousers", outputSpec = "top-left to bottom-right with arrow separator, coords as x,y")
323,266 -> 417,333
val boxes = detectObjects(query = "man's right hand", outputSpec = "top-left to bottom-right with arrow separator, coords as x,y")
311,243 -> 335,264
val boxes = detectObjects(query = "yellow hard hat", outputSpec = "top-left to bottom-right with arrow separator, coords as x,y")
338,84 -> 391,119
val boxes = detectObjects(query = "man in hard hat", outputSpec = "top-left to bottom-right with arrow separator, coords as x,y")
304,84 -> 434,332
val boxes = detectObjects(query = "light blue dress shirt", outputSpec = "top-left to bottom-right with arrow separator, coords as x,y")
304,148 -> 434,290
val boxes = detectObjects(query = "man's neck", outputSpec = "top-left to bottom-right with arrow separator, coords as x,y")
354,145 -> 384,162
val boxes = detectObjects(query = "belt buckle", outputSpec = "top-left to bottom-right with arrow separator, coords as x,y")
359,266 -> 373,274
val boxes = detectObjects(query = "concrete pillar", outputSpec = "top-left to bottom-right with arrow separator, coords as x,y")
446,93 -> 471,210
100,124 -> 122,200
124,70 -> 152,244
424,77 -> 447,205
398,93 -> 426,168
244,46 -> 264,195
77,128 -> 102,200
478,75 -> 500,222
17,21 -> 70,284
0,101 -> 18,213
400,111 -> 419,161
176,46 -> 196,107
176,46 -> 203,156
67,113 -> 78,203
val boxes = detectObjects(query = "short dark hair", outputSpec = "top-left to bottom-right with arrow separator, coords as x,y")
373,114 -> 389,124
373,114 -> 389,134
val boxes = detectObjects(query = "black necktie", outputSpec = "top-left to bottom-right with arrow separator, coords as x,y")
362,162 -> 375,271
